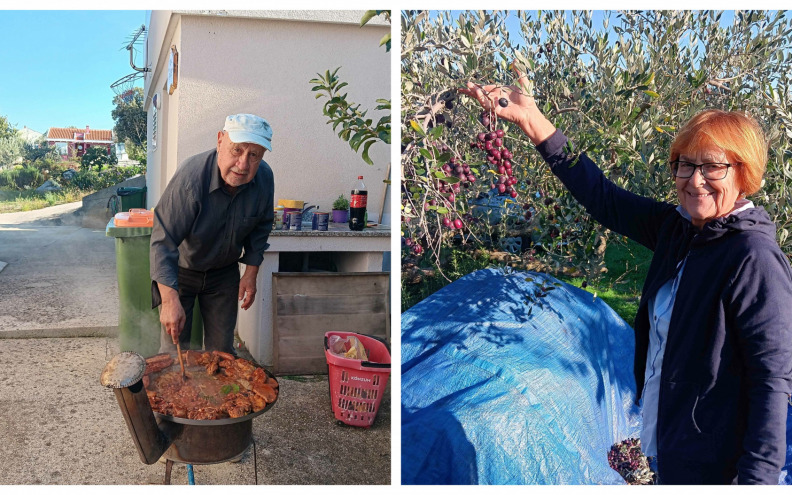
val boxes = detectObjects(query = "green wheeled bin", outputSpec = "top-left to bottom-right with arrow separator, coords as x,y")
106,218 -> 161,357
116,186 -> 147,212
106,216 -> 204,356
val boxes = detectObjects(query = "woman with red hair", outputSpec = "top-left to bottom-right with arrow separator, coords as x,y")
461,76 -> 792,484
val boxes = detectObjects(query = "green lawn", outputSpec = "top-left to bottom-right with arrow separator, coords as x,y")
402,237 -> 653,325
0,189 -> 89,214
557,238 -> 652,324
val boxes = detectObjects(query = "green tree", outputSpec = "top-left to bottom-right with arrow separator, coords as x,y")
124,139 -> 147,167
81,146 -> 117,171
401,10 -> 792,282
0,115 -> 17,140
0,136 -> 24,170
111,87 -> 146,147
23,139 -> 60,164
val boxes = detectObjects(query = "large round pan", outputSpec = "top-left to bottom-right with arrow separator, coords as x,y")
147,354 -> 279,426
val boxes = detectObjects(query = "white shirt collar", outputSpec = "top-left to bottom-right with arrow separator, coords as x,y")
676,198 -> 755,223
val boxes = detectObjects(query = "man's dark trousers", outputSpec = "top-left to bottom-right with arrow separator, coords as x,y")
158,262 -> 240,354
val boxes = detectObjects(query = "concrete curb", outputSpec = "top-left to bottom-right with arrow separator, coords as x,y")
0,326 -> 118,339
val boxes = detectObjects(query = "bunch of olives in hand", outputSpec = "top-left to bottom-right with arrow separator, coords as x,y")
607,438 -> 655,485
469,110 -> 519,199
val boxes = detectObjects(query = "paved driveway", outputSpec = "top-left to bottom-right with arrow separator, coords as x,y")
0,202 -> 118,336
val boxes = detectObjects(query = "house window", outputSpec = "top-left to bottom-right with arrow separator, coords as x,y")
55,142 -> 68,155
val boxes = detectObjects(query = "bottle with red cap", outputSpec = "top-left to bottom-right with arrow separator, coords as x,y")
349,176 -> 367,231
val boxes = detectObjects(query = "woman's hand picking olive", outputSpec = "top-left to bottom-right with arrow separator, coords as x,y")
459,67 -> 556,146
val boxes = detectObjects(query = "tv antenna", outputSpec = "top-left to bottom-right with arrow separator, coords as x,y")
125,24 -> 149,73
110,25 -> 149,102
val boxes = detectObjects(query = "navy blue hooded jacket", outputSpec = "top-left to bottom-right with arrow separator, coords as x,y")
537,130 -> 792,484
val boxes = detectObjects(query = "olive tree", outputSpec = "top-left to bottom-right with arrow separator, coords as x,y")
401,10 -> 792,283
0,134 -> 24,170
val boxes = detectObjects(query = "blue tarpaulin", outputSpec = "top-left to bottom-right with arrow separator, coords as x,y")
401,268 -> 792,485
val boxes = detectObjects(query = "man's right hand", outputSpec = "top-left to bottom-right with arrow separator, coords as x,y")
157,283 -> 186,344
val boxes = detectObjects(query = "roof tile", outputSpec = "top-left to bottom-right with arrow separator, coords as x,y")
47,127 -> 113,141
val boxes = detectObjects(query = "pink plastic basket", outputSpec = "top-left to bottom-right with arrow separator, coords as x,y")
324,332 -> 391,428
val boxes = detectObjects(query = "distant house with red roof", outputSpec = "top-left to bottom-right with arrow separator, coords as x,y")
46,126 -> 114,160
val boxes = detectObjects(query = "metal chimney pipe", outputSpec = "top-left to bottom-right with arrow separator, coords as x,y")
101,352 -> 177,464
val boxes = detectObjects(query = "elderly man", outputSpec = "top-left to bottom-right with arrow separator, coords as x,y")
150,113 -> 275,354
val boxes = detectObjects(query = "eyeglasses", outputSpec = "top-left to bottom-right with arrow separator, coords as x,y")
670,160 -> 732,180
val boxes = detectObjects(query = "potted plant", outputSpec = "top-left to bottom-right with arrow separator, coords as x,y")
332,194 -> 349,223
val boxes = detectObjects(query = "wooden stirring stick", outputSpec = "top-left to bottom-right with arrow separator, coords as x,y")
176,340 -> 187,380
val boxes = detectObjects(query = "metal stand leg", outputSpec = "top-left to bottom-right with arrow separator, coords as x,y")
164,459 -> 173,485
252,438 -> 258,485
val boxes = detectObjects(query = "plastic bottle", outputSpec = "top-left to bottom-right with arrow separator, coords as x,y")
349,176 -> 367,231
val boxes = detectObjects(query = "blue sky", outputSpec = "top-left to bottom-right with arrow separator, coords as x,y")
0,10 -> 149,134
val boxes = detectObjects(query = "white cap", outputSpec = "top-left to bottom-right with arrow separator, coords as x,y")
223,113 -> 273,151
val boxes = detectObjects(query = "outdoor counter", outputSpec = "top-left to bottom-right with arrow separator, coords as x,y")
236,223 -> 391,367
269,223 -> 390,238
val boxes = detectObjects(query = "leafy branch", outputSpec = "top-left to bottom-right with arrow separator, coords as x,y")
361,10 -> 391,52
310,68 -> 391,165
309,11 -> 391,165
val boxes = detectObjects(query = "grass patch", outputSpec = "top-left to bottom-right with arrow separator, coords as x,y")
402,237 -> 653,325
0,188 -> 89,214
557,237 -> 652,324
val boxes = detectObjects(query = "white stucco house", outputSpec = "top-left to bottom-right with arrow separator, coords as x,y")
142,10 -> 391,219
18,126 -> 44,145
141,10 -> 392,367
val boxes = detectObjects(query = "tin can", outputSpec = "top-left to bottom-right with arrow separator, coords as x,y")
287,211 -> 303,231
312,212 -> 330,231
